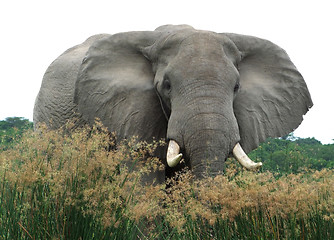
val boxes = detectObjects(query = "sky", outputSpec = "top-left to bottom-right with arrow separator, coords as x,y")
1,0 -> 333,144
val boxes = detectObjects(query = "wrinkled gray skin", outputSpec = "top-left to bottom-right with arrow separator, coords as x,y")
34,25 -> 312,181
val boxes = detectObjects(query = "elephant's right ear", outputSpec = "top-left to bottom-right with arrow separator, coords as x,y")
224,33 -> 313,153
74,31 -> 167,141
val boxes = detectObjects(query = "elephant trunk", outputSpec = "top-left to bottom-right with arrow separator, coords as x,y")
167,98 -> 241,178
167,140 -> 262,172
167,96 -> 261,178
184,127 -> 237,178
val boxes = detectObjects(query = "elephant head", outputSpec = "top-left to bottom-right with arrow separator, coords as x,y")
74,25 -> 312,178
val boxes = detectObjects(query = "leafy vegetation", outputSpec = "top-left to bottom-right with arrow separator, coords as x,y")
0,117 -> 33,151
0,120 -> 333,239
249,135 -> 334,174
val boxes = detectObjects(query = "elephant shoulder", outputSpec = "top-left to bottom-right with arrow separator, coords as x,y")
43,34 -> 110,86
34,34 -> 110,128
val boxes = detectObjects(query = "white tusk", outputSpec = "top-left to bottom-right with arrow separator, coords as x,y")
167,140 -> 183,167
233,143 -> 262,170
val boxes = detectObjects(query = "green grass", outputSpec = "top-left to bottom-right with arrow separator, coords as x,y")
0,123 -> 333,239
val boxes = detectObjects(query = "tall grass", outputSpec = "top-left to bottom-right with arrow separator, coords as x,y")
0,122 -> 333,239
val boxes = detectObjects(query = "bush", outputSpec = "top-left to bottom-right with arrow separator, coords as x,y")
0,117 -> 33,151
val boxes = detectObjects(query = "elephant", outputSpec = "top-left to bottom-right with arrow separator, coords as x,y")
34,25 -> 312,180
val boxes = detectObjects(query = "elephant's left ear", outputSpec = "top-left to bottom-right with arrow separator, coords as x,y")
74,31 -> 167,141
223,33 -> 313,153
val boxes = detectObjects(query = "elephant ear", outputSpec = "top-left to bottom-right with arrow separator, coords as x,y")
74,31 -> 167,142
224,33 -> 313,153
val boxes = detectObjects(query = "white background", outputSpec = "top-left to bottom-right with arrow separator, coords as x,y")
1,0 -> 333,143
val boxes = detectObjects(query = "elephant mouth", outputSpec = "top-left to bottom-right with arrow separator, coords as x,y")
167,140 -> 262,170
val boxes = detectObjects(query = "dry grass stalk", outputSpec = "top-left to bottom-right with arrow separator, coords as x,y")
0,121 -> 332,234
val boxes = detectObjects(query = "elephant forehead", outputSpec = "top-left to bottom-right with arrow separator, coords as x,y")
149,30 -> 223,60
180,31 -> 222,46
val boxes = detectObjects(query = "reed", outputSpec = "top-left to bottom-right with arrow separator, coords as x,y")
0,122 -> 333,239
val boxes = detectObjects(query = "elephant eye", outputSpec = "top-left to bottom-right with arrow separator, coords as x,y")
234,82 -> 240,92
163,78 -> 171,91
